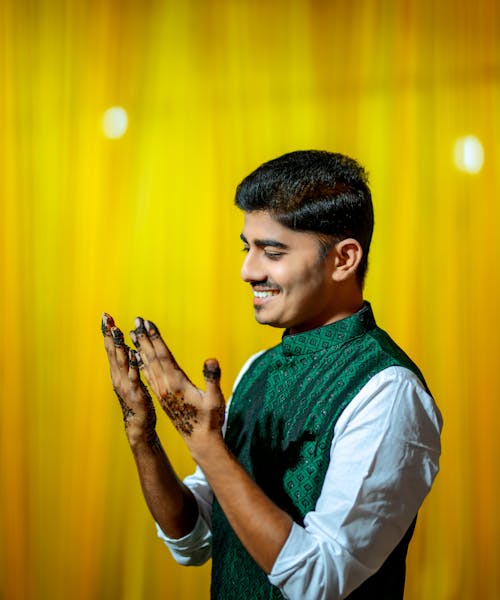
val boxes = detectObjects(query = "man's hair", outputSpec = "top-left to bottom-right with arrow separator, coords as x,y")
235,150 -> 374,286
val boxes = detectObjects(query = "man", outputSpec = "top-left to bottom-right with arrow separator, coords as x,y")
102,150 -> 442,599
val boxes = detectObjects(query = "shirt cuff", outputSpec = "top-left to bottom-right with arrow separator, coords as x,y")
156,513 -> 212,566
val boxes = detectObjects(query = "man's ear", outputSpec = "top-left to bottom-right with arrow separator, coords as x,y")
331,238 -> 363,282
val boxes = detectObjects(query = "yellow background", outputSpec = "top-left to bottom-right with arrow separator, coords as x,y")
1,0 -> 499,598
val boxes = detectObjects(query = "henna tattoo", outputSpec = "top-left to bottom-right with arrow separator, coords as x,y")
140,381 -> 158,447
131,318 -> 147,348
203,363 -> 221,383
134,317 -> 147,335
129,330 -> 139,348
113,387 -> 136,427
101,313 -> 114,337
216,404 -> 226,429
145,319 -> 161,340
111,326 -> 125,347
160,392 -> 199,436
113,382 -> 158,447
128,348 -> 138,368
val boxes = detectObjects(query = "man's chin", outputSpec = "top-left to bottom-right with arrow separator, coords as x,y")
254,309 -> 284,329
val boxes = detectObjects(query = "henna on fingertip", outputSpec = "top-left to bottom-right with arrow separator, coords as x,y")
134,317 -> 147,335
203,361 -> 221,383
129,330 -> 140,348
111,326 -> 125,347
101,313 -> 114,337
128,348 -> 138,368
144,319 -> 161,340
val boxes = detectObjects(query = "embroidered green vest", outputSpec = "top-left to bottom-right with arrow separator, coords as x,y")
211,303 -> 427,599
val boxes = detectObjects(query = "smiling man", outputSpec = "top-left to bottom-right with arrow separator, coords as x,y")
102,150 -> 442,600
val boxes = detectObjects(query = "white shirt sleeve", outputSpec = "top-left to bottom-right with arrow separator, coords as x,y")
158,365 -> 442,600
268,366 -> 442,599
155,464 -> 214,566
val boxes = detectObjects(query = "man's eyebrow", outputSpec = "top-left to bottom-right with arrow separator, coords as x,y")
240,233 -> 289,249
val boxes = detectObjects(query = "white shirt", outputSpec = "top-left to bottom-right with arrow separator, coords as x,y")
157,359 -> 442,600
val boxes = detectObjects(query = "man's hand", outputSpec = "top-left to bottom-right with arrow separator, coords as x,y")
129,317 -> 226,456
101,313 -> 201,539
102,313 -> 291,570
102,313 -> 158,447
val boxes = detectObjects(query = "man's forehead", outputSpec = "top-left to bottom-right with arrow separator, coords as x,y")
242,211 -> 291,241
241,211 -> 321,248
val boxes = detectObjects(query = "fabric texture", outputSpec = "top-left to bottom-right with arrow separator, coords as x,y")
210,303 -> 428,599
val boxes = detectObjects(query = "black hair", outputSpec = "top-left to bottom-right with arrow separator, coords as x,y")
235,150 -> 374,286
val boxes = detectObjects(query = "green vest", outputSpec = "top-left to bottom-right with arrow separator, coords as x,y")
211,303 -> 427,599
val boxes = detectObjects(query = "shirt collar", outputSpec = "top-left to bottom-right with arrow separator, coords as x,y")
280,302 -> 376,357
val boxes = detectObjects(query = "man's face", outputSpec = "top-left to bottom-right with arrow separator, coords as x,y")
240,211 -> 339,333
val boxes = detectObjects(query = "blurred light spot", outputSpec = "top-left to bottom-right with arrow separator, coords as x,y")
102,107 -> 128,139
453,135 -> 484,174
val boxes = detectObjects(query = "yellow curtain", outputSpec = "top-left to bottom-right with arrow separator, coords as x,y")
1,0 -> 498,598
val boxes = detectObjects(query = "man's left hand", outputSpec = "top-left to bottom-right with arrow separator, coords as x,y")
129,317 -> 226,455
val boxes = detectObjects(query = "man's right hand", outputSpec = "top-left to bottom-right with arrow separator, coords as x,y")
102,313 -> 158,447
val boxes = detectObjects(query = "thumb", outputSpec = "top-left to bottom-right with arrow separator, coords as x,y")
203,358 -> 222,392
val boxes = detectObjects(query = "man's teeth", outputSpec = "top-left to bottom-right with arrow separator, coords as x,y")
253,290 -> 279,298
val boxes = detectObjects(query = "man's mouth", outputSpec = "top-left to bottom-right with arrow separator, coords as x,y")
253,289 -> 280,298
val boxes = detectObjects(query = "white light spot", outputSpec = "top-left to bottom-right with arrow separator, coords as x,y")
453,135 -> 484,174
102,107 -> 128,139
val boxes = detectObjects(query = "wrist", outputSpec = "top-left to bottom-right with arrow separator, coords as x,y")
189,432 -> 227,467
127,428 -> 161,452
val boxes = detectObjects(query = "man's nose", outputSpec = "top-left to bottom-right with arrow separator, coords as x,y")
241,251 -> 265,283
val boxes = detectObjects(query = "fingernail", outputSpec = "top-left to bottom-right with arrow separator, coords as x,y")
112,326 -> 125,346
203,360 -> 221,382
101,313 -> 113,335
128,348 -> 138,366
134,317 -> 147,334
129,331 -> 139,347
145,320 -> 159,336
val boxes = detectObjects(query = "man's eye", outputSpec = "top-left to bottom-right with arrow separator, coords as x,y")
264,250 -> 284,260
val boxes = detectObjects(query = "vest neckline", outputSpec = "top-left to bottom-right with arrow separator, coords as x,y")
280,302 -> 376,357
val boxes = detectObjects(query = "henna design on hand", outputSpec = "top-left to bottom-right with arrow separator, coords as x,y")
133,317 -> 147,340
128,348 -> 138,368
140,381 -> 159,447
145,319 -> 161,340
113,383 -> 158,446
113,387 -> 136,426
130,318 -> 147,349
101,313 -> 114,337
160,393 -> 199,437
111,326 -> 125,347
203,363 -> 221,383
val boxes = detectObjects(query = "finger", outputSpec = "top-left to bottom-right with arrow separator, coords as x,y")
111,325 -> 125,347
203,358 -> 222,389
133,317 -> 184,379
130,319 -> 165,392
129,318 -> 155,370
203,359 -> 225,428
144,319 -> 161,341
101,312 -> 114,337
130,317 -> 148,349
127,348 -> 140,383
102,313 -> 119,361
143,319 -> 185,371
130,317 -> 156,366
111,326 -> 129,369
